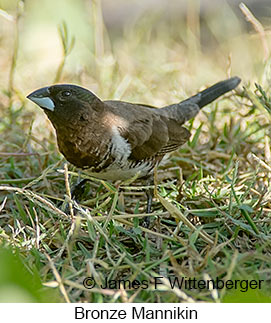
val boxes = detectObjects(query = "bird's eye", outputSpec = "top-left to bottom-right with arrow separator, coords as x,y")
61,90 -> 72,97
58,90 -> 72,102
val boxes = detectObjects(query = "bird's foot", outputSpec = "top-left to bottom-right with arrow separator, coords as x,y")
71,179 -> 90,202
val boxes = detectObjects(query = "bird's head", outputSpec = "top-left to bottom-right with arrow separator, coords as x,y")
27,84 -> 102,121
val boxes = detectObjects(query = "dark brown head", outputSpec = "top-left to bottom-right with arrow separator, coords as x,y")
27,84 -> 103,125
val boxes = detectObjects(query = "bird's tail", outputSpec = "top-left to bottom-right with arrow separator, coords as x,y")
187,76 -> 241,109
159,76 -> 241,123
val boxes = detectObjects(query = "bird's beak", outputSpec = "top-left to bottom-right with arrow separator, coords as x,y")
27,87 -> 55,112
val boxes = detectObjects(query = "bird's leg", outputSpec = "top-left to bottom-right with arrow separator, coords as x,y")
146,186 -> 153,214
71,178 -> 89,202
57,178 -> 89,210
145,174 -> 154,212
141,174 -> 154,227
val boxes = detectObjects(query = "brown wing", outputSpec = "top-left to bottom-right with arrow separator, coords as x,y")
157,118 -> 191,155
105,100 -> 191,161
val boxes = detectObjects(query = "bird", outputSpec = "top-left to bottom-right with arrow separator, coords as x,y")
27,76 -> 241,212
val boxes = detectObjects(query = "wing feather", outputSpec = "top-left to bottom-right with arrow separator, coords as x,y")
105,100 -> 191,161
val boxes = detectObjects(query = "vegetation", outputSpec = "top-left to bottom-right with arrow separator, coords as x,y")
0,0 -> 271,302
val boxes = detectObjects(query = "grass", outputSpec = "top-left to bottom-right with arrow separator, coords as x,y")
0,0 -> 271,302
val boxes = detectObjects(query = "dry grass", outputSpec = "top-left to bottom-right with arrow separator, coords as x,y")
0,0 -> 271,302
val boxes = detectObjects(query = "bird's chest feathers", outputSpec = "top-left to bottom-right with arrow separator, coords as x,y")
56,126 -> 108,167
110,126 -> 131,163
54,118 -> 132,170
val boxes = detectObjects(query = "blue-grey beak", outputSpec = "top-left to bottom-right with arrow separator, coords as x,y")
27,87 -> 55,111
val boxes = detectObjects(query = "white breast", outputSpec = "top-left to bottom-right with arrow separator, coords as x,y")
83,126 -> 155,181
110,126 -> 131,164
